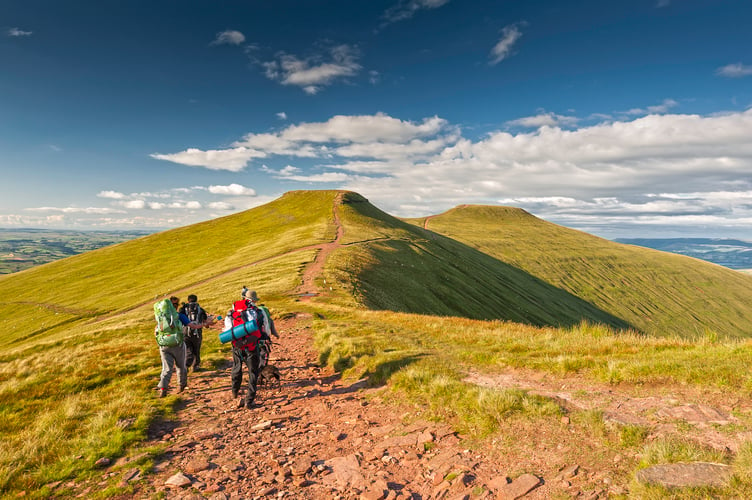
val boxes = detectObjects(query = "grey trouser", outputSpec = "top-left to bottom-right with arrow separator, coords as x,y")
158,343 -> 187,390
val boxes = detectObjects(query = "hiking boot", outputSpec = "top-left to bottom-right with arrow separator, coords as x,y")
158,388 -> 167,398
178,385 -> 186,393
231,389 -> 238,398
237,399 -> 246,408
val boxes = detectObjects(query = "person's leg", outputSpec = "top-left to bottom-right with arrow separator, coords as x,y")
193,330 -> 203,369
184,335 -> 196,368
158,347 -> 175,392
231,348 -> 244,398
245,348 -> 261,406
175,343 -> 187,390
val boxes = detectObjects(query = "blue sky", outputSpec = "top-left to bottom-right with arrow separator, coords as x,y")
2,0 -> 752,239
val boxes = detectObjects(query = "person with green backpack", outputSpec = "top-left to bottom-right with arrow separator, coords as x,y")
154,296 -> 214,398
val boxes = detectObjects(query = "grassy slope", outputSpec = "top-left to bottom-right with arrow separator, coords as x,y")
403,205 -> 752,338
326,192 -> 631,329
0,190 -> 338,494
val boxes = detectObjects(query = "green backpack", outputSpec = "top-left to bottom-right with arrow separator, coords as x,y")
154,299 -> 184,347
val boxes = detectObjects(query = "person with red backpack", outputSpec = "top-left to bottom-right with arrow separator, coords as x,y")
228,289 -> 265,408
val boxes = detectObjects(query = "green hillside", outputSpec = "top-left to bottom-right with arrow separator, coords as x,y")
3,190 -> 752,496
327,193 -> 630,329
403,205 -> 752,338
0,190 -> 337,494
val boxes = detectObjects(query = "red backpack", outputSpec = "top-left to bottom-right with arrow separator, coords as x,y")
230,299 -> 262,350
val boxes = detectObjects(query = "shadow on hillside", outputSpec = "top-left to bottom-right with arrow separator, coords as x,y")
355,230 -> 637,332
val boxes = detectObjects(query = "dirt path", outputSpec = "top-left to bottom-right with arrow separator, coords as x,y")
295,192 -> 345,300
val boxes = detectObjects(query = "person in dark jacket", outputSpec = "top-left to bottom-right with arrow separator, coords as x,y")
179,294 -> 207,371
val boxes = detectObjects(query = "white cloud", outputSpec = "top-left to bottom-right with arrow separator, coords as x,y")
150,147 -> 266,171
97,190 -> 127,199
27,206 -> 127,214
717,63 -> 752,78
147,107 -> 752,238
7,27 -> 32,37
208,183 -> 257,196
622,99 -> 679,116
121,200 -> 146,209
489,24 -> 523,65
656,0 -> 671,7
208,201 -> 234,210
280,113 -> 449,143
262,44 -> 361,94
276,112 -> 287,120
506,112 -> 579,129
211,30 -> 245,46
382,0 -> 451,24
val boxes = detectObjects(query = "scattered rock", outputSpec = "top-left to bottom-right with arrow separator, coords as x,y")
499,473 -> 542,500
94,457 -> 110,467
164,472 -> 192,488
635,462 -> 732,488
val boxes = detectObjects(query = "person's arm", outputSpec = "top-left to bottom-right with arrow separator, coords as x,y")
179,312 -> 211,329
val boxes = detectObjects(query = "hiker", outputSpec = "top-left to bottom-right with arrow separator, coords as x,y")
179,294 -> 207,371
244,289 -> 279,369
155,296 -> 213,398
246,289 -> 279,340
228,290 -> 266,408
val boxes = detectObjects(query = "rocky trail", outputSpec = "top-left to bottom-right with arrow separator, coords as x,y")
93,309 -> 745,500
120,315 -> 570,500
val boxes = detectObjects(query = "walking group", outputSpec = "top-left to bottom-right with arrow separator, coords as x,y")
153,287 -> 279,409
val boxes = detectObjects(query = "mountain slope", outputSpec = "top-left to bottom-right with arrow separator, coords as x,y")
403,205 -> 752,338
323,192 -> 630,329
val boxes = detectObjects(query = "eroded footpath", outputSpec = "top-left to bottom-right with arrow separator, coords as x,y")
111,313 -> 600,500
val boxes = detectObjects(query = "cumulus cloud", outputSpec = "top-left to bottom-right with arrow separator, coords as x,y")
7,27 -> 32,37
489,24 -> 523,65
26,206 -> 126,214
150,147 -> 266,172
382,0 -> 451,24
207,183 -> 257,196
155,114 -> 452,170
148,107 -> 752,238
506,112 -> 579,129
716,63 -> 752,78
262,44 -> 361,94
208,201 -> 234,210
97,190 -> 127,199
211,30 -> 245,46
622,98 -> 679,116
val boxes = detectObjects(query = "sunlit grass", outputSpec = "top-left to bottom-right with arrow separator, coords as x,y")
4,190 -> 752,498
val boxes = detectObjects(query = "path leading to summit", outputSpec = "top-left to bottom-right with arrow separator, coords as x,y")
295,192 -> 345,300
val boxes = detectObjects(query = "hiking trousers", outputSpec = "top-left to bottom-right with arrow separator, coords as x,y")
184,329 -> 203,369
231,347 -> 260,404
158,343 -> 187,390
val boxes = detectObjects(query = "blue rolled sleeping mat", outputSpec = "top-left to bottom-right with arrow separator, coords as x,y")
218,319 -> 259,344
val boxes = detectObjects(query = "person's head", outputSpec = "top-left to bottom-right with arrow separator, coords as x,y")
170,296 -> 180,308
243,289 -> 259,302
187,294 -> 197,303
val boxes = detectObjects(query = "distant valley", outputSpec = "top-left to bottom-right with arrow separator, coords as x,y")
615,238 -> 752,270
0,228 -> 151,274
